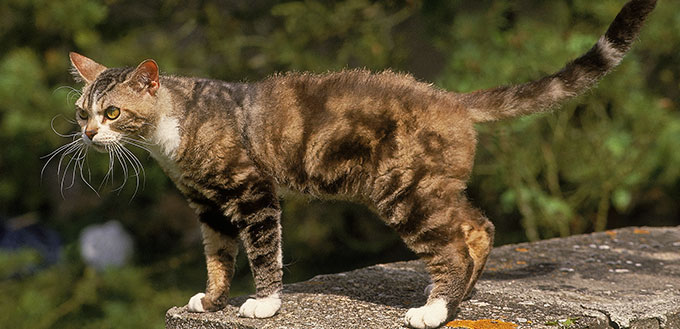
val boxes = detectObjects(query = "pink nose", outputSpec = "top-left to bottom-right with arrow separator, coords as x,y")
85,129 -> 97,140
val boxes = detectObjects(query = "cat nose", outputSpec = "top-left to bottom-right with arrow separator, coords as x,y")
85,129 -> 98,140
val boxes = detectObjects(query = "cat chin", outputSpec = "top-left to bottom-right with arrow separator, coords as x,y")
89,143 -> 107,153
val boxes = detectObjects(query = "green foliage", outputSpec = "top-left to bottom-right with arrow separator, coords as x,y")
0,0 -> 678,328
0,249 -> 41,278
435,0 -> 680,239
546,317 -> 579,328
266,0 -> 413,71
0,247 -> 188,329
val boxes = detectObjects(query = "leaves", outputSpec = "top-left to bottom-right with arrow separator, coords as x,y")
546,317 -> 579,328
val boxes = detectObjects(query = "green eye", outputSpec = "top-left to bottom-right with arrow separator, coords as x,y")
105,106 -> 121,120
77,108 -> 88,120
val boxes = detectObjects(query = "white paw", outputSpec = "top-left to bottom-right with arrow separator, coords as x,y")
187,293 -> 206,312
238,294 -> 281,318
404,298 -> 448,329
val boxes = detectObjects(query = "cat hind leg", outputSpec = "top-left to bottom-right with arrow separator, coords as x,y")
405,199 -> 494,328
461,208 -> 494,299
379,177 -> 492,328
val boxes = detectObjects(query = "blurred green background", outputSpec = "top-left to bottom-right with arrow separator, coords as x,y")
0,0 -> 678,328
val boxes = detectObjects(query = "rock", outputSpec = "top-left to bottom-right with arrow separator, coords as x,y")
166,226 -> 680,329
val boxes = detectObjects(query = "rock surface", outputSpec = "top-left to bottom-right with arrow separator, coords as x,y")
166,226 -> 680,329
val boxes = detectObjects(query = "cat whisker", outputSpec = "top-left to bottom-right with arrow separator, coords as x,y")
59,144 -> 86,198
64,147 -> 82,191
123,146 -> 145,182
99,144 -> 117,190
111,144 -> 130,194
54,85 -> 82,96
107,144 -> 118,186
41,139 -> 81,180
121,136 -> 156,156
50,115 -> 81,137
85,153 -> 93,183
41,130 -> 102,198
67,90 -> 81,105
76,147 -> 99,197
54,86 -> 83,108
41,135 -> 82,161
123,136 -> 156,146
116,143 -> 146,199
122,136 -> 156,148
56,142 -> 85,179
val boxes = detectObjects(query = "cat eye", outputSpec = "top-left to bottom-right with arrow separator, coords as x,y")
104,106 -> 121,120
77,107 -> 88,120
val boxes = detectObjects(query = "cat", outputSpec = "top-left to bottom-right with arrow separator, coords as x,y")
58,0 -> 656,327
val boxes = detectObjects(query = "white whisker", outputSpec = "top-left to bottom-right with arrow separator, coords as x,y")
54,85 -> 82,96
44,110 -> 151,199
84,150 -> 94,185
100,144 -> 116,190
122,136 -> 155,146
111,144 -> 129,194
43,92 -> 106,198
64,148 -> 81,190
116,143 -> 146,199
53,86 -> 83,115
76,147 -> 99,197
121,136 -> 156,154
41,138 -> 79,160
59,144 -> 83,198
56,142 -> 84,178
50,116 -> 81,138
41,139 -> 80,180
123,146 -> 144,176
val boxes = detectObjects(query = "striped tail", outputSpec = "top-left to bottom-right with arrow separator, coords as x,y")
459,0 -> 657,123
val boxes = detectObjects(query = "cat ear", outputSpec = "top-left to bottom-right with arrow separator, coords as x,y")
69,52 -> 107,84
130,59 -> 160,96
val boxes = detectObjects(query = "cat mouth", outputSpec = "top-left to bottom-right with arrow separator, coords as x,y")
81,135 -> 107,153
90,143 -> 107,153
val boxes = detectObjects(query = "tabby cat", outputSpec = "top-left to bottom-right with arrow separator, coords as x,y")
58,0 -> 656,327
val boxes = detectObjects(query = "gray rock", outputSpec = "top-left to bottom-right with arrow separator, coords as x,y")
166,226 -> 680,328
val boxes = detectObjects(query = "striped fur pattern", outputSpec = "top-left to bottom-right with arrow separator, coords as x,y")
62,1 -> 655,327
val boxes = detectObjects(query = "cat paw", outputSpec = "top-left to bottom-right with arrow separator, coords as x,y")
238,294 -> 281,318
404,298 -> 448,329
187,293 -> 206,313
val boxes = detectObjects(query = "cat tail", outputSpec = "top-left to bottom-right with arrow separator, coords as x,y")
458,0 -> 657,123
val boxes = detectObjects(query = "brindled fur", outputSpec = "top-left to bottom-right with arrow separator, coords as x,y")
65,1 -> 656,327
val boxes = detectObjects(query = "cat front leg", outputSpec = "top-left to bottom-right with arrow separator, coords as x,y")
187,210 -> 239,312
234,182 -> 283,318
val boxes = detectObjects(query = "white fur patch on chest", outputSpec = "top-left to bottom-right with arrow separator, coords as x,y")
149,115 -> 184,184
153,116 -> 181,159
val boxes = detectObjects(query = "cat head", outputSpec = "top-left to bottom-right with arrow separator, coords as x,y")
69,52 -> 161,153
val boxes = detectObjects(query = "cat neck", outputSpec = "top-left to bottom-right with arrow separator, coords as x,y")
147,83 -> 183,177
